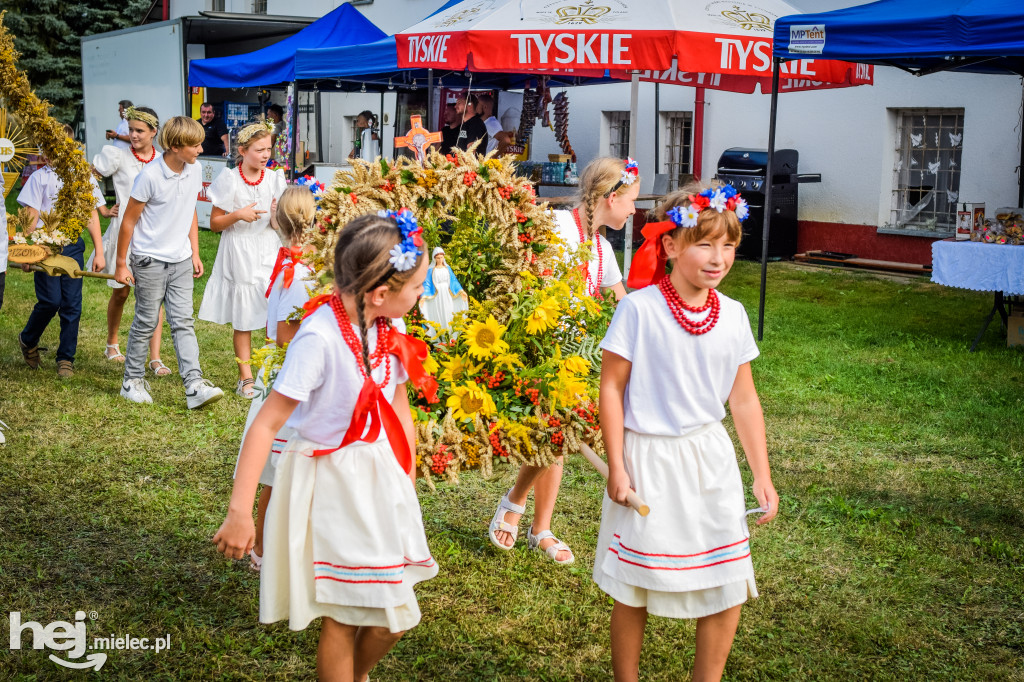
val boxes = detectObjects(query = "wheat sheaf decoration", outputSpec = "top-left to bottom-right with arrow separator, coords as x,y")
296,146 -> 616,484
0,11 -> 95,248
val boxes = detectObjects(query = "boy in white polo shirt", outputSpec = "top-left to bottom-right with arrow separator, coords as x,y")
114,116 -> 223,408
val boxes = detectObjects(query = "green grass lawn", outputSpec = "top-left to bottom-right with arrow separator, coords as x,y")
1,202 -> 1023,679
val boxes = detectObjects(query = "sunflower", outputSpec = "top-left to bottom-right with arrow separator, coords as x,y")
465,315 -> 510,359
562,355 -> 591,375
447,382 -> 497,421
551,368 -> 589,407
440,355 -> 478,383
525,297 -> 560,335
422,352 -> 440,376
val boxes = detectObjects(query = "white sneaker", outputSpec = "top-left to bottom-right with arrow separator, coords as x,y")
185,378 -> 223,409
0,419 -> 8,446
121,378 -> 154,404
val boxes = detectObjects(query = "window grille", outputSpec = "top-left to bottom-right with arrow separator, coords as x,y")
663,113 -> 692,191
252,0 -> 268,14
605,111 -> 630,159
889,108 -> 964,234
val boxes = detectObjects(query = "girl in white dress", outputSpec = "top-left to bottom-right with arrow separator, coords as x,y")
198,120 -> 287,398
418,247 -> 468,333
599,182 -> 779,682
88,106 -> 169,374
214,210 -> 439,682
489,157 -> 639,566
234,186 -> 317,572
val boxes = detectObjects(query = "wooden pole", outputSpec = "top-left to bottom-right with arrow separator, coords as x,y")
579,443 -> 650,516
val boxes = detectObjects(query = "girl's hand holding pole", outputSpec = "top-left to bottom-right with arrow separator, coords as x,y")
579,442 -> 650,516
751,478 -> 779,525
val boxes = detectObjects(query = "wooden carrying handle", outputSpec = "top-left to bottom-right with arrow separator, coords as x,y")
579,443 -> 650,516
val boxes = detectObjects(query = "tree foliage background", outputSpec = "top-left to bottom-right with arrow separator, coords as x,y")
2,1 -> 152,122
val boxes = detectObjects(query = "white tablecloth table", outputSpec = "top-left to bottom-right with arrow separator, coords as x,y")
931,240 -> 1024,350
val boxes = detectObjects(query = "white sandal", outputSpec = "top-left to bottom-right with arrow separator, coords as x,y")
248,549 -> 263,572
527,527 -> 575,565
104,344 -> 125,362
149,359 -> 172,377
0,419 -> 8,446
488,489 -> 525,551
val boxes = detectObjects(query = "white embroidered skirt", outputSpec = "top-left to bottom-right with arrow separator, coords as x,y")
260,435 -> 438,632
593,423 -> 758,619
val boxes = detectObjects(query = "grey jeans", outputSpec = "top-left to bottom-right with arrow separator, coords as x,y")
123,254 -> 203,386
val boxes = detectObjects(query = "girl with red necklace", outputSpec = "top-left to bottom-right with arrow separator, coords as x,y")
598,182 -> 779,682
199,120 -> 287,398
488,156 -> 638,566
88,105 -> 169,374
214,210 -> 439,682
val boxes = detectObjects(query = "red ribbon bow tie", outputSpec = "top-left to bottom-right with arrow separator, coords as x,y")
626,220 -> 678,290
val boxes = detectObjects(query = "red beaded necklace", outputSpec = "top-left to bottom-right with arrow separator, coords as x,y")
658,277 -> 721,336
131,146 -> 156,164
572,208 -> 603,297
238,165 -> 265,186
327,295 -> 391,386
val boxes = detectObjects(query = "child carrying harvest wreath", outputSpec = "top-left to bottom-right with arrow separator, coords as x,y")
597,182 -> 779,682
214,210 -> 440,682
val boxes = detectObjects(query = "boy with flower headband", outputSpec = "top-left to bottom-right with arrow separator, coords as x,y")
600,181 -> 778,682
115,115 -> 223,408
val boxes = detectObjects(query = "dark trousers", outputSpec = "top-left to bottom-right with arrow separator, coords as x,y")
20,238 -> 85,363
0,270 -> 5,313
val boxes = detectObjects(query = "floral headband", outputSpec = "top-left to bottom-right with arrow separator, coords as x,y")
237,118 -> 275,147
626,185 -> 749,290
605,157 -> 639,197
378,209 -> 424,271
667,185 -> 750,227
124,106 -> 159,129
295,174 -> 324,196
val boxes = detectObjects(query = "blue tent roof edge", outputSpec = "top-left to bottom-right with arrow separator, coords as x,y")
189,4 -> 387,88
773,0 -> 1024,75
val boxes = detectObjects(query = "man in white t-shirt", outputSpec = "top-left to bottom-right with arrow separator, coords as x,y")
105,100 -> 133,151
17,157 -> 108,378
114,116 -> 223,409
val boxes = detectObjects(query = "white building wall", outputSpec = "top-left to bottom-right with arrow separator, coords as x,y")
528,70 -> 1023,225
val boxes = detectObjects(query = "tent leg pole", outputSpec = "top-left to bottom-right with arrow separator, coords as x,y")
624,71 -> 640,281
427,69 -> 435,131
289,80 -> 300,180
654,83 -> 660,175
380,89 -> 385,159
1019,80 -> 1024,208
758,60 -> 781,342
693,86 -> 705,181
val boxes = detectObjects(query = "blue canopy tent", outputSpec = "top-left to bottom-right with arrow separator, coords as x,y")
188,3 -> 387,88
747,0 -> 1024,339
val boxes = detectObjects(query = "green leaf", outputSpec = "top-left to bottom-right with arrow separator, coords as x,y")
379,158 -> 390,176
401,170 -> 416,185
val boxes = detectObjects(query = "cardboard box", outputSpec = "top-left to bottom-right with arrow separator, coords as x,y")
957,202 -> 984,241
1008,309 -> 1024,347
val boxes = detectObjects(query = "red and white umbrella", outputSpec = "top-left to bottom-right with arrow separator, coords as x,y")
397,0 -> 865,85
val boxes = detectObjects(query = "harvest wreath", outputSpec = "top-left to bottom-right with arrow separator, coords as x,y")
255,146 -> 615,484
0,12 -> 95,252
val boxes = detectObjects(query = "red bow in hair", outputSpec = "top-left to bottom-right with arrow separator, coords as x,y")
626,220 -> 678,289
266,245 -> 304,298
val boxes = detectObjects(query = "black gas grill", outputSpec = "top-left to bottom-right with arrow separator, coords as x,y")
716,148 -> 819,260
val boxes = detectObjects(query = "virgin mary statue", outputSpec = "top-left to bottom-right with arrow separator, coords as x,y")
419,247 -> 469,333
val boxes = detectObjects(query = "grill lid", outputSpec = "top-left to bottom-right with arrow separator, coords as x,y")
717,148 -> 799,175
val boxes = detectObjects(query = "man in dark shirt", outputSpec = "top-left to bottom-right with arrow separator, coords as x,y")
454,94 -> 489,153
439,103 -> 459,155
197,102 -> 228,157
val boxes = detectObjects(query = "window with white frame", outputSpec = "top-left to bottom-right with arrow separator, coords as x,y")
889,108 -> 964,233
662,112 -> 693,191
605,111 -> 630,159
